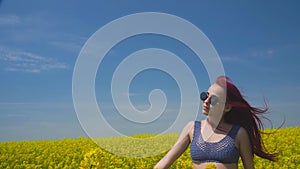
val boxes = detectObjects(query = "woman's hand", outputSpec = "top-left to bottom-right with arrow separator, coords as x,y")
154,121 -> 194,169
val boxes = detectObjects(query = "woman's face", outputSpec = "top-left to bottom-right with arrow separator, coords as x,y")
202,83 -> 227,119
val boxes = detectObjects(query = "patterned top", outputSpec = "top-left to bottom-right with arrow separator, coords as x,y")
190,121 -> 240,164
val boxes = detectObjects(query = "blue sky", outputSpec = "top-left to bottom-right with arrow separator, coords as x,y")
0,0 -> 299,141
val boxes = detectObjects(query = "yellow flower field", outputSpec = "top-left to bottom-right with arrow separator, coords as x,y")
0,127 -> 299,168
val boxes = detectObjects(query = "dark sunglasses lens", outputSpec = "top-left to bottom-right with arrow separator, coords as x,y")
200,92 -> 208,101
210,95 -> 218,105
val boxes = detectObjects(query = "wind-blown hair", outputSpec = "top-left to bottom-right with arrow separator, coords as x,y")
215,76 -> 277,161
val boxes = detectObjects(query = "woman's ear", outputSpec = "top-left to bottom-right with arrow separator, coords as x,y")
224,103 -> 232,113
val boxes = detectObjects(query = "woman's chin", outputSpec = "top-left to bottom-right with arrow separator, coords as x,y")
202,111 -> 208,116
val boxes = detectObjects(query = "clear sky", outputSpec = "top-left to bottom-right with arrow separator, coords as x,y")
0,0 -> 299,141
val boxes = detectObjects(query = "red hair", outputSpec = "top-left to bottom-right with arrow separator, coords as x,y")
215,76 -> 277,161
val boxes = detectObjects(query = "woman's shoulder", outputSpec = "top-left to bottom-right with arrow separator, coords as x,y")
183,121 -> 197,138
185,120 -> 202,128
236,126 -> 250,141
236,126 -> 247,135
184,121 -> 196,129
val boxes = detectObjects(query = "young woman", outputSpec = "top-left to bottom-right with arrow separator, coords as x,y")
154,76 -> 277,169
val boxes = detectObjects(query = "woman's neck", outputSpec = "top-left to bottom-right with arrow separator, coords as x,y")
206,118 -> 229,133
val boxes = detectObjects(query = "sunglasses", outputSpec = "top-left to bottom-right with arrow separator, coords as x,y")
200,92 -> 219,105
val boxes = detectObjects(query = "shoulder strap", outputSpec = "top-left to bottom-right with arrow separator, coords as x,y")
195,120 -> 201,128
193,121 -> 201,138
228,125 -> 241,139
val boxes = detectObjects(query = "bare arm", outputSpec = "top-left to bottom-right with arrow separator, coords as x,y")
154,121 -> 194,169
237,127 -> 254,169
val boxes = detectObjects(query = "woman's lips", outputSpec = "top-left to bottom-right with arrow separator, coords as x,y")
203,105 -> 209,111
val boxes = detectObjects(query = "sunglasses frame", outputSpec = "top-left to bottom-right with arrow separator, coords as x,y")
200,92 -> 219,106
